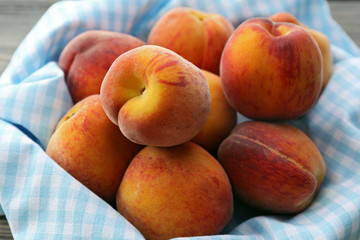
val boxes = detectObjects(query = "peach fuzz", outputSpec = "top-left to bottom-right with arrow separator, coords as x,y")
100,45 -> 211,147
192,70 -> 237,154
147,7 -> 234,74
270,12 -> 333,91
46,94 -> 142,204
220,17 -> 323,120
116,142 -> 233,240
218,121 -> 326,214
58,30 -> 145,103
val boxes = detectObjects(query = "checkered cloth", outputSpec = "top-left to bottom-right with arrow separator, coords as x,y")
1,0 -> 360,239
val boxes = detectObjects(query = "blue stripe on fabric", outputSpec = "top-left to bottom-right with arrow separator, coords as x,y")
51,172 -> 72,240
113,215 -> 125,239
238,218 -> 272,239
19,80 -> 41,144
15,141 -> 37,240
306,209 -> 338,239
33,159 -> 53,240
73,188 -> 90,237
314,187 -> 358,238
130,0 -> 169,40
211,1 -> 227,17
38,70 -> 66,145
0,125 -> 21,201
92,200 -> 107,238
325,197 -> 353,238
1,119 -> 42,148
107,0 -> 123,32
0,62 -> 71,150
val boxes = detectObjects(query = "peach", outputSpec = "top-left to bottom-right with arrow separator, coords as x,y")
58,30 -> 145,103
218,121 -> 326,214
270,12 -> 333,91
116,142 -> 233,240
100,45 -> 211,147
147,7 -> 234,74
191,70 -> 237,154
220,17 -> 323,120
46,94 -> 142,204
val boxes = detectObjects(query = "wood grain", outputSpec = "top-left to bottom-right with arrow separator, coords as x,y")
0,1 -> 359,239
0,216 -> 12,240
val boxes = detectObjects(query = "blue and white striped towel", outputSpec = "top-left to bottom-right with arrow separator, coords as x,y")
1,0 -> 360,239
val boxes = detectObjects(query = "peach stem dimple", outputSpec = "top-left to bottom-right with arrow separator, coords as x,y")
272,24 -> 291,37
187,9 -> 209,22
139,87 -> 146,95
257,20 -> 290,37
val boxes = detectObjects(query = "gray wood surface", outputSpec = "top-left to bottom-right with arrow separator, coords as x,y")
0,1 -> 359,239
329,0 -> 360,47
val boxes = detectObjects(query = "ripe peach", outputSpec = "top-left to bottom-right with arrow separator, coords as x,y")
147,7 -> 234,74
116,142 -> 233,240
192,70 -> 237,154
46,95 -> 142,204
270,12 -> 333,91
220,17 -> 323,120
100,45 -> 211,147
218,121 -> 326,214
58,30 -> 145,103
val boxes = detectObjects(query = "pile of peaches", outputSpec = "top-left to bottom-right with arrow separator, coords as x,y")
46,7 -> 331,240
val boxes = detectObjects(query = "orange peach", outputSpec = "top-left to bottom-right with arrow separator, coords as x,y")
192,70 -> 237,154
100,45 -> 211,147
270,12 -> 333,91
220,17 -> 323,120
46,95 -> 142,204
218,121 -> 326,214
116,142 -> 233,240
58,30 -> 145,103
147,7 -> 234,74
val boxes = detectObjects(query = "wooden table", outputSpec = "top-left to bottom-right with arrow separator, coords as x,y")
0,1 -> 359,239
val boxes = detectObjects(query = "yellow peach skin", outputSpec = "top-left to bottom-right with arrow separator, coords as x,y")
192,70 -> 237,154
270,12 -> 333,91
220,17 -> 323,120
148,7 -> 234,74
116,142 -> 234,240
58,30 -> 145,103
46,95 -> 142,204
100,45 -> 211,147
218,121 -> 326,214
